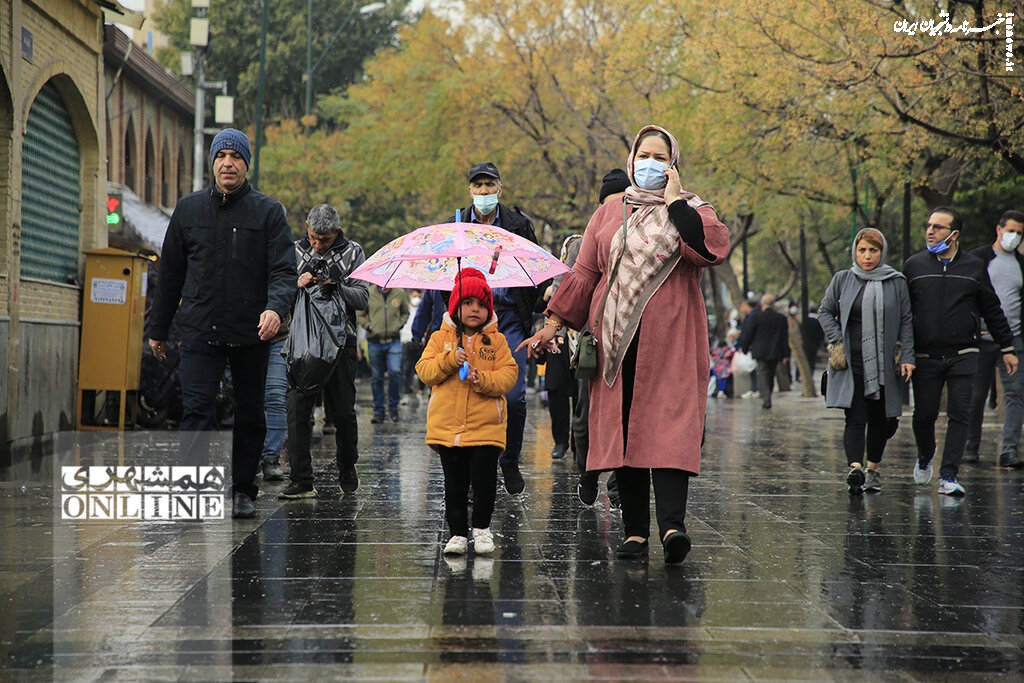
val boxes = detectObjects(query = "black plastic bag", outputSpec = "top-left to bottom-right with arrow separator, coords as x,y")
283,284 -> 345,392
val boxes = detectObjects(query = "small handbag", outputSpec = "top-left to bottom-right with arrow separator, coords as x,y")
571,330 -> 598,380
827,342 -> 847,370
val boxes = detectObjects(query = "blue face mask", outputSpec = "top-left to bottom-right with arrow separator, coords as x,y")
927,232 -> 955,254
633,158 -> 670,190
473,193 -> 499,216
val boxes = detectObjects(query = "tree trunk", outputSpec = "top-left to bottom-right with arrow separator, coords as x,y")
788,315 -> 816,398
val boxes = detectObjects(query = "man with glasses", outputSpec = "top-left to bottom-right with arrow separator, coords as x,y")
964,210 -> 1024,469
903,206 -> 1018,496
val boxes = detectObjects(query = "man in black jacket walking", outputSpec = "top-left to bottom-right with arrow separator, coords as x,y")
147,128 -> 296,519
741,294 -> 789,409
903,206 -> 1018,497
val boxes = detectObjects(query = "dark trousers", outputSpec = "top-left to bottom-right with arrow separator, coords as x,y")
438,445 -> 500,536
545,346 -> 573,448
286,345 -> 359,488
179,340 -> 269,499
966,337 -> 1024,457
498,312 -> 528,468
617,467 -> 690,540
912,353 -> 978,479
843,373 -> 894,467
756,359 -> 779,407
573,376 -> 590,472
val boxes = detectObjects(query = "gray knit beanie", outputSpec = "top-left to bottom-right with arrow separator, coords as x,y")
209,128 -> 251,168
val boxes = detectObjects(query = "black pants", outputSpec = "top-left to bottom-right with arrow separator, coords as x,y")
911,353 -> 978,479
756,359 -> 779,407
545,344 -> 574,448
179,341 -> 269,500
844,372 -> 894,467
438,445 -> 500,536
286,345 -> 359,488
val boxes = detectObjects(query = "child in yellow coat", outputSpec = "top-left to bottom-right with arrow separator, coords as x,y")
416,268 -> 518,556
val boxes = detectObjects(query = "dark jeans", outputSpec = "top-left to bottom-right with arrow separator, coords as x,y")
966,337 -> 1024,457
912,353 -> 978,479
498,311 -> 528,468
545,346 -> 573,448
286,345 -> 359,488
179,340 -> 269,500
844,372 -> 894,467
756,359 -> 779,407
617,467 -> 690,540
368,339 -> 403,414
439,445 -> 500,536
402,340 -> 425,394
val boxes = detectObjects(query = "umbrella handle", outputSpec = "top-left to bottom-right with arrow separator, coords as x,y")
459,357 -> 470,381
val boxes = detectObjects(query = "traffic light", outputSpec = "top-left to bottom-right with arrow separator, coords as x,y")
106,193 -> 123,226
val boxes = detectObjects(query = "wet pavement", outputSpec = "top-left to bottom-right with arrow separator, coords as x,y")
2,381 -> 1023,681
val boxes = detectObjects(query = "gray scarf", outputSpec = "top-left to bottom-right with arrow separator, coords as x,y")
850,229 -> 903,399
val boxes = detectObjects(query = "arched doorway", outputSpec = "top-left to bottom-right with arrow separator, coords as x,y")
21,81 -> 81,283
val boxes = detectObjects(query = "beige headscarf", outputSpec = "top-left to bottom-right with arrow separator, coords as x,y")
600,124 -> 708,385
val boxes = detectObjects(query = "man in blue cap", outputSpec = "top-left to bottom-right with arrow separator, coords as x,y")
147,128 -> 296,519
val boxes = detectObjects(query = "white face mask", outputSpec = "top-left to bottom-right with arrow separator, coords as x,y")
1000,231 -> 1022,252
410,296 -> 422,307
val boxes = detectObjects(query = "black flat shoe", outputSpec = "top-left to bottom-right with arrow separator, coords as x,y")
616,539 -> 649,559
662,530 -> 691,564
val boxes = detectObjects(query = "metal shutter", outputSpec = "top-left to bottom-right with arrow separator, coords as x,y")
22,81 -> 81,283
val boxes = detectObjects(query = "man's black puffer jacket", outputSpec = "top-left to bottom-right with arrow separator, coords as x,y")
903,247 -> 1014,356
147,180 -> 296,345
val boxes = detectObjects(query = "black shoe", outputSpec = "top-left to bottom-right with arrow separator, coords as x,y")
551,443 -> 568,460
577,472 -> 599,506
278,482 -> 317,499
616,538 -> 649,559
847,467 -> 866,495
663,530 -> 691,564
231,492 -> 255,518
371,413 -> 385,424
501,463 -> 525,495
340,463 -> 359,493
999,452 -> 1024,469
262,462 -> 285,481
962,449 -> 980,464
389,410 -> 400,423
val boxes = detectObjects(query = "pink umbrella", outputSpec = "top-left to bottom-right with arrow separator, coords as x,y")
349,221 -> 570,290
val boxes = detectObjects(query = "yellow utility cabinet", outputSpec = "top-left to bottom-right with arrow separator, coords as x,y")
77,248 -> 149,430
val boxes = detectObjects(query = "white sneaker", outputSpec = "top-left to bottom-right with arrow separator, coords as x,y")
444,535 -> 468,555
472,528 -> 495,554
913,459 -> 933,486
937,476 -> 965,496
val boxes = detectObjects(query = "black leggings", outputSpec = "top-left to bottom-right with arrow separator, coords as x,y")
843,373 -> 896,466
438,445 -> 499,536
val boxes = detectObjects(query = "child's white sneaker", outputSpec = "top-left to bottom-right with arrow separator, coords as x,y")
472,528 -> 495,554
444,535 -> 468,555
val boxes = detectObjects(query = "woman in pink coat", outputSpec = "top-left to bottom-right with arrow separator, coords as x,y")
519,124 -> 730,563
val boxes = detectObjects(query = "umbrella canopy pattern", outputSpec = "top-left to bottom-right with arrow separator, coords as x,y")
350,222 -> 570,290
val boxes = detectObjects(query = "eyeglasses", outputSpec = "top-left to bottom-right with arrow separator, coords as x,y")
924,223 -> 952,231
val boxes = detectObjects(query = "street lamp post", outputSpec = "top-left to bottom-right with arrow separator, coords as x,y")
304,1 -> 386,132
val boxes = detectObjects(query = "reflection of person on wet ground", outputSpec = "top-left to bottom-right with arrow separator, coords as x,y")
519,124 -> 730,564
819,228 -> 915,495
417,268 -> 518,558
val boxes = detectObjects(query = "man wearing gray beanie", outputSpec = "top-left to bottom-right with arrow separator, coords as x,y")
147,127 -> 296,519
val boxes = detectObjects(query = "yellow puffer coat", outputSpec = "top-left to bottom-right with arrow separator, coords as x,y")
416,313 -> 518,449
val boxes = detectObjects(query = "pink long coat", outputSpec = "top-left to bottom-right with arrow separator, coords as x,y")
548,198 -> 730,474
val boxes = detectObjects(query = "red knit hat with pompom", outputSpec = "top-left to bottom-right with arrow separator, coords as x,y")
448,267 -> 494,320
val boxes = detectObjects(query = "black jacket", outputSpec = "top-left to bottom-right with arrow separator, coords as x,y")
445,203 -> 545,334
294,235 -> 369,347
742,306 -> 789,362
147,181 -> 296,345
903,247 -> 1014,355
